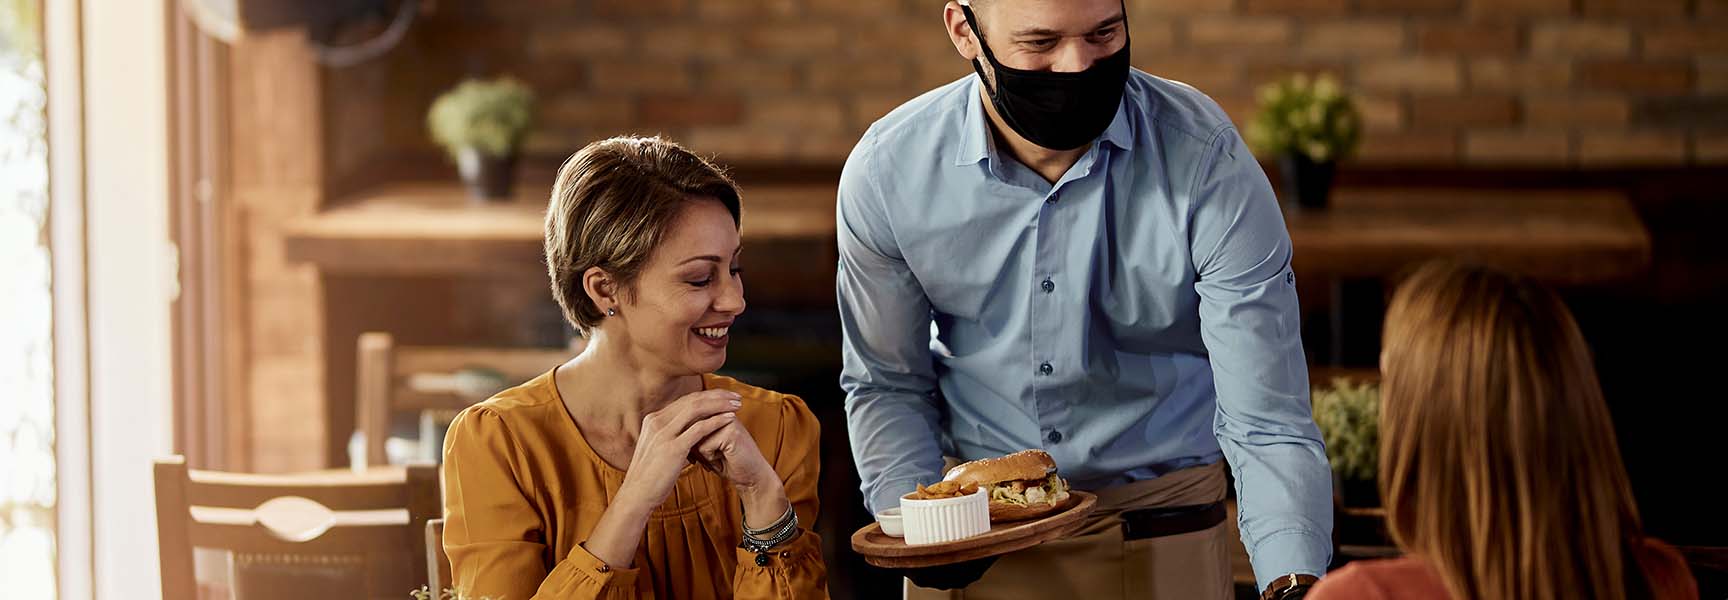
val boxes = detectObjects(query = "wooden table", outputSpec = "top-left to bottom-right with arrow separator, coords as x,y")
283,181 -> 838,276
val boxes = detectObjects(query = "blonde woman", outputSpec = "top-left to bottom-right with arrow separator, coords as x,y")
1309,262 -> 1695,600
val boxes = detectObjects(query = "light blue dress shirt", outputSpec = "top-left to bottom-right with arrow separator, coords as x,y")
835,70 -> 1333,587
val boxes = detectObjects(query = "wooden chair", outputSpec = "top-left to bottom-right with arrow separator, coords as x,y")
153,456 -> 440,600
356,331 -> 575,466
425,518 -> 452,595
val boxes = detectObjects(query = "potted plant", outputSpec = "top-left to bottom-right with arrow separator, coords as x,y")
1245,73 -> 1362,210
427,76 -> 535,202
1312,377 -> 1380,508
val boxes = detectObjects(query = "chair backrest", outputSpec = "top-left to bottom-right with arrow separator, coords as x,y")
356,331 -> 573,466
425,518 -> 451,595
154,456 -> 440,600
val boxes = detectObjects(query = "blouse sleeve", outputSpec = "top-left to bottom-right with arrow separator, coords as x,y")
442,407 -> 642,599
731,394 -> 830,599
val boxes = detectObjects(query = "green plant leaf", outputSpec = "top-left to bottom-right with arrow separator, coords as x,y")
1312,378 -> 1380,482
1244,72 -> 1363,163
428,77 -> 536,161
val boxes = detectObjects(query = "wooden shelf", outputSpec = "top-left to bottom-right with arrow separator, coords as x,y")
284,181 -> 837,276
287,183 -> 1648,284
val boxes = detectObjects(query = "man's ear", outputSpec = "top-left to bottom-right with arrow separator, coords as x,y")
944,2 -> 982,62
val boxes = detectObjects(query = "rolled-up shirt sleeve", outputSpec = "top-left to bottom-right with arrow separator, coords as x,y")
835,132 -> 949,515
1189,126 -> 1334,589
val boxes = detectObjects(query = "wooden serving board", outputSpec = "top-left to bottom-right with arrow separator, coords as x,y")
849,491 -> 1098,569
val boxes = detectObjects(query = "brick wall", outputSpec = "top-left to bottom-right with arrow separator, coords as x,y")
324,0 -> 1727,175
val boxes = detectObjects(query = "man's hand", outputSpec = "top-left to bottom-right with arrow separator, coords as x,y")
896,556 -> 1001,590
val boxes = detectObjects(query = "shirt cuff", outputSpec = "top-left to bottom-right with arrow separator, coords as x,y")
1248,529 -> 1331,592
564,541 -> 642,590
732,528 -> 823,571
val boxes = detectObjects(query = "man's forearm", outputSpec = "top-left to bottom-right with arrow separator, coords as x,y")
844,387 -> 949,514
1218,433 -> 1334,589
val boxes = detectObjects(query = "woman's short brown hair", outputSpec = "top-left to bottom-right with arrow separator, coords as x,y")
544,136 -> 740,333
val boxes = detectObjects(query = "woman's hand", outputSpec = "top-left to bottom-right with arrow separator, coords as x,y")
615,389 -> 742,509
692,419 -> 788,530
583,388 -> 741,567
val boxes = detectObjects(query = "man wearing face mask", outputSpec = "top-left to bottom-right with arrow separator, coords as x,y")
836,1 -> 1331,599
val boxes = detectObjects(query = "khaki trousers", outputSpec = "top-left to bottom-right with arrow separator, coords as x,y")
905,462 -> 1232,600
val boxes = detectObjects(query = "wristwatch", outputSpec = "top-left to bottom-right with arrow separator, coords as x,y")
1260,573 -> 1320,600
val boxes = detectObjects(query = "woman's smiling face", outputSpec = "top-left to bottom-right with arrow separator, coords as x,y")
610,196 -> 746,376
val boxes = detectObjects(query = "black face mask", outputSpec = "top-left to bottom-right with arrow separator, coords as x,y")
961,4 -> 1131,151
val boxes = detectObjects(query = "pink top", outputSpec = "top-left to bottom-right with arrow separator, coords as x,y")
1309,539 -> 1698,600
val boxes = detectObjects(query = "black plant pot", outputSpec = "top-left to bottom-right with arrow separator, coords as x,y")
1279,153 -> 1337,210
457,147 -> 518,202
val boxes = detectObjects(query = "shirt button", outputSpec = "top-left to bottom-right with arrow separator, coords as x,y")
1045,197 -> 1056,204
1047,430 -> 1064,444
1041,278 -> 1054,293
1038,362 -> 1053,375
597,564 -> 611,573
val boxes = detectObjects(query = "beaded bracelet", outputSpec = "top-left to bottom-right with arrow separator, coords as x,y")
739,505 -> 800,565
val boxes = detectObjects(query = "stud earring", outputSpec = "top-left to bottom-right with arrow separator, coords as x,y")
606,308 -> 616,316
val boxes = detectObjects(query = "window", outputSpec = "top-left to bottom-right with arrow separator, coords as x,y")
0,0 -> 55,597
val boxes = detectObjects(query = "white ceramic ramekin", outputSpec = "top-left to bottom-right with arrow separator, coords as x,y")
875,507 -> 904,537
899,488 -> 990,546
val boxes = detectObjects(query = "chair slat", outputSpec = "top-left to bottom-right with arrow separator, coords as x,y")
185,470 -> 409,511
188,521 -> 414,555
425,519 -> 451,594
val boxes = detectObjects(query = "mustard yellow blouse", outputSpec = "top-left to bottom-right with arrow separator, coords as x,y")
441,370 -> 828,599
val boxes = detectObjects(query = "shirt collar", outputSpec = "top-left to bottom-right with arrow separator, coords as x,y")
1098,95 -> 1136,152
953,75 -> 991,167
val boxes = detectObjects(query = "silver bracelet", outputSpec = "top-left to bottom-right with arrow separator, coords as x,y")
742,504 -> 795,538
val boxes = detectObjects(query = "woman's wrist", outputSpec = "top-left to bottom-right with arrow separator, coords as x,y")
736,478 -> 788,531
738,497 -> 800,562
585,482 -> 655,568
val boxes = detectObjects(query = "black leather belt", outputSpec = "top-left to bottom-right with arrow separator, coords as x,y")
1119,501 -> 1227,541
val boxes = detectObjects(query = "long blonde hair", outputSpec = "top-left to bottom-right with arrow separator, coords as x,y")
1379,262 -> 1666,600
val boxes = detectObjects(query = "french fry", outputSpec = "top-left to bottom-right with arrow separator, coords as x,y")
909,479 -> 979,499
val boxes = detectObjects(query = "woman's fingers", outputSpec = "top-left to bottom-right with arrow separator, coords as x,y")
692,425 -> 740,470
675,411 -> 736,449
657,390 -> 741,436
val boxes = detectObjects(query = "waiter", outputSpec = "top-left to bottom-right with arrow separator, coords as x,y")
836,0 -> 1332,598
